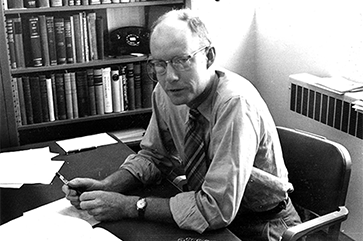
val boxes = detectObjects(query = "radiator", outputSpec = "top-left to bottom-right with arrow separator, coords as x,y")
289,73 -> 363,140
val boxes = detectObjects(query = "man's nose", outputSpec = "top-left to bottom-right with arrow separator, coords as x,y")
164,64 -> 179,82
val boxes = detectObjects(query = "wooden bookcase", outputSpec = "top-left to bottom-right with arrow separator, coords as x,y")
0,0 -> 185,148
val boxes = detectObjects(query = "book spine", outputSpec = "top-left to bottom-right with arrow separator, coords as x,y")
133,62 -> 142,109
111,67 -> 121,113
96,17 -> 104,60
51,74 -> 59,120
87,12 -> 98,61
50,0 -> 63,7
102,67 -> 113,113
69,16 -> 77,64
16,77 -> 28,125
30,76 -> 43,123
13,17 -> 26,68
64,18 -> 74,63
70,72 -> 79,118
55,73 -> 67,120
75,70 -> 89,117
141,61 -> 153,108
5,19 -> 17,69
46,77 -> 56,121
39,74 -> 50,122
54,18 -> 67,65
24,0 -> 37,8
22,76 -> 34,124
7,0 -> 24,9
28,16 -> 43,67
82,12 -> 90,62
38,15 -> 50,66
73,13 -> 85,63
46,16 -> 57,66
38,0 -> 50,7
87,69 -> 97,115
126,63 -> 135,110
120,65 -> 128,110
93,68 -> 104,115
11,77 -> 22,126
64,73 -> 74,119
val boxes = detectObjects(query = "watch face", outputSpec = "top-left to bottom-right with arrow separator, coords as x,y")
137,198 -> 146,209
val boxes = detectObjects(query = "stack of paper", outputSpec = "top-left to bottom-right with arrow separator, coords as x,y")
0,147 -> 63,188
315,77 -> 363,94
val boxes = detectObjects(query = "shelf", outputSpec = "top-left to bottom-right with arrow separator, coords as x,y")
17,108 -> 152,130
10,55 -> 148,75
4,0 -> 184,15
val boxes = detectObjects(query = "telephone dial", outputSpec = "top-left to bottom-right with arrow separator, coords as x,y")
110,26 -> 150,56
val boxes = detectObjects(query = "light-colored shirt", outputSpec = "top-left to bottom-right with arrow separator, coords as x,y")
121,69 -> 293,233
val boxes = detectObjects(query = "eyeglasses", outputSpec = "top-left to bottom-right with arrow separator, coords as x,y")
146,46 -> 209,82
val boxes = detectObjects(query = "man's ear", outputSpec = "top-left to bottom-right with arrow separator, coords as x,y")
206,47 -> 216,69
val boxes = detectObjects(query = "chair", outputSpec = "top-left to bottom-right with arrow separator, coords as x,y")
277,126 -> 351,241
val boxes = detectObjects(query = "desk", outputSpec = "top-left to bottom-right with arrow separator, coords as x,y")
0,141 -> 240,241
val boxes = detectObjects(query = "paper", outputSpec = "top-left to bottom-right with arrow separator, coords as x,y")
56,133 -> 118,154
0,147 -> 63,188
315,77 -> 363,94
110,128 -> 146,143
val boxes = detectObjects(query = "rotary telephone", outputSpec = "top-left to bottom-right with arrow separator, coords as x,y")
110,26 -> 150,56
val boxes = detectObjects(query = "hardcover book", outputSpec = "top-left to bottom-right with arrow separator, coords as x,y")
13,17 -> 26,68
54,18 -> 67,65
39,15 -> 50,66
51,74 -> 59,120
102,67 -> 113,113
7,0 -> 24,9
70,72 -> 79,118
55,73 -> 67,120
76,70 -> 89,117
111,67 -> 121,112
46,77 -> 56,121
87,12 -> 98,61
73,13 -> 85,63
22,76 -> 34,124
16,77 -> 27,125
30,76 -> 44,123
5,19 -> 17,69
64,72 -> 74,119
87,69 -> 97,116
39,74 -> 50,122
96,17 -> 104,60
120,65 -> 128,110
126,63 -> 135,110
64,18 -> 74,63
46,16 -> 58,66
133,62 -> 142,109
93,68 -> 104,115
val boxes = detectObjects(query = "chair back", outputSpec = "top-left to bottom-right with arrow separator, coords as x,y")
277,126 -> 351,216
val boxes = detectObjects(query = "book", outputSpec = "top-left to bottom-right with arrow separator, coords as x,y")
5,19 -> 17,69
24,0 -> 36,8
120,65 -> 128,110
133,62 -> 142,109
11,77 -> 22,126
64,72 -> 74,119
16,77 -> 27,125
39,74 -> 50,122
54,18 -> 67,65
141,61 -> 153,108
76,70 -> 89,117
102,67 -> 113,113
70,72 -> 79,118
45,77 -> 56,121
13,17 -> 26,68
29,76 -> 43,123
73,13 -> 85,63
50,74 -> 59,120
38,15 -> 50,66
22,76 -> 34,124
93,68 -> 104,115
64,18 -> 74,63
87,69 -> 97,115
82,12 -> 90,62
126,63 -> 135,110
46,16 -> 57,66
87,12 -> 98,61
96,17 -> 104,59
111,67 -> 121,112
50,0 -> 63,6
55,73 -> 67,120
7,0 -> 24,9
28,16 -> 43,67
37,0 -> 50,7
69,16 -> 77,64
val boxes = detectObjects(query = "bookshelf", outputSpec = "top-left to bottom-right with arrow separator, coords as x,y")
0,0 -> 185,147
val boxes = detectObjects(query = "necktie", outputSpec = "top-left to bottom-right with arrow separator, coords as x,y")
184,108 -> 209,191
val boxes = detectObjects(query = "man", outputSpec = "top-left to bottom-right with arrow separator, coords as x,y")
62,9 -> 301,241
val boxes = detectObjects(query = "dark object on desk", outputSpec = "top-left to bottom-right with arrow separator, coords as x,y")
277,126 -> 351,241
109,26 -> 150,56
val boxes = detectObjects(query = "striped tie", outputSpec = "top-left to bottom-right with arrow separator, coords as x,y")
184,108 -> 208,191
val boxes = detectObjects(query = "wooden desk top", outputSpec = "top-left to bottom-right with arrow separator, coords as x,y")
0,141 -> 240,241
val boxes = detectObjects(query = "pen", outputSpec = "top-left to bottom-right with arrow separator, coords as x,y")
67,146 -> 97,155
55,172 -> 83,195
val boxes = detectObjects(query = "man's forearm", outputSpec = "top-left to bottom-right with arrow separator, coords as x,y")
101,168 -> 142,193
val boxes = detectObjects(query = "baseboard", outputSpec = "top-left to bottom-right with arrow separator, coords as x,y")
340,232 -> 355,241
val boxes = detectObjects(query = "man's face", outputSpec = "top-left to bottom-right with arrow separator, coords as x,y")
150,20 -> 210,106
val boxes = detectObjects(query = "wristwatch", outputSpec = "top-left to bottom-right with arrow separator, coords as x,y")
136,197 -> 147,219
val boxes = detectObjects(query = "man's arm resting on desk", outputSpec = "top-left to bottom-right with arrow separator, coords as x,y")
63,168 -> 175,224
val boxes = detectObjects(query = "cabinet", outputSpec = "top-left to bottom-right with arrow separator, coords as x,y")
0,0 -> 185,147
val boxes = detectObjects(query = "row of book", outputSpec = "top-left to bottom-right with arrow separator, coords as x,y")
11,62 -> 155,126
6,0 -> 143,9
6,11 -> 104,69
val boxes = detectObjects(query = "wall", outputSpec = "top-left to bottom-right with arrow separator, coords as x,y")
255,1 -> 363,240
190,0 -> 362,240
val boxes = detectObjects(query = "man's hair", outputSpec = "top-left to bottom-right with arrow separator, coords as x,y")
150,8 -> 212,47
